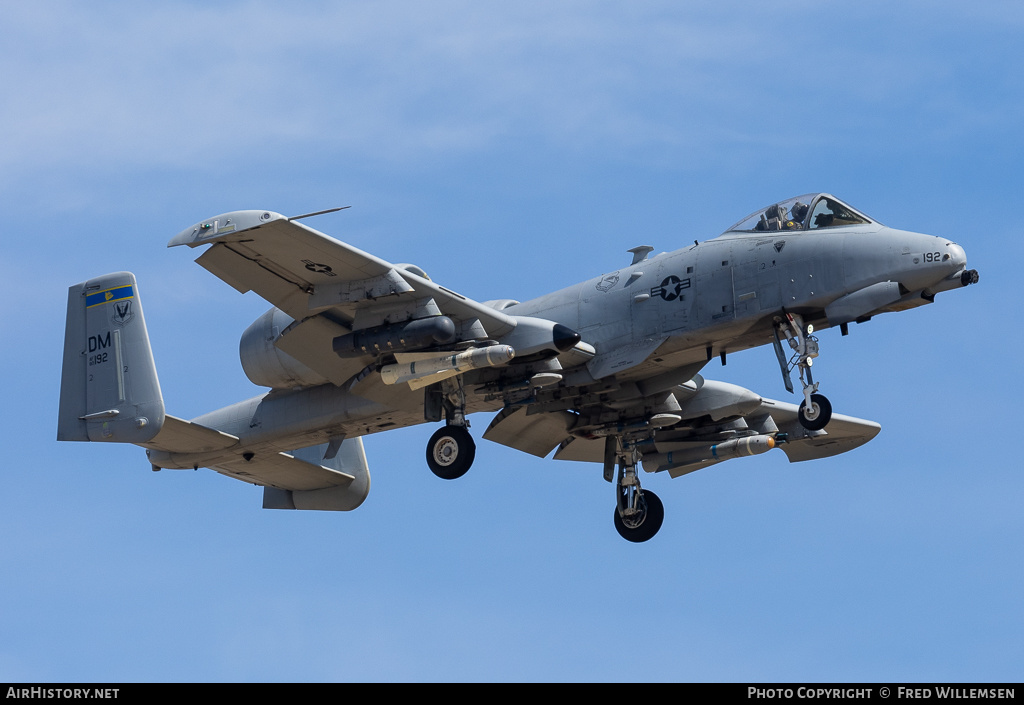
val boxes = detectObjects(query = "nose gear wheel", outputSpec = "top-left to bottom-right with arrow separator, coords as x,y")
797,393 -> 832,431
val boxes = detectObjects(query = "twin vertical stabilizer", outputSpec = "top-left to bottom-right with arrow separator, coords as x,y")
57,272 -> 165,444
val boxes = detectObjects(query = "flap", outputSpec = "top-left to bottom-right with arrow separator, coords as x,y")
587,336 -> 667,380
483,407 -> 576,458
552,435 -> 605,463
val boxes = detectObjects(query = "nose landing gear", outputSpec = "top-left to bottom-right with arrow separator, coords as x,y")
774,311 -> 833,431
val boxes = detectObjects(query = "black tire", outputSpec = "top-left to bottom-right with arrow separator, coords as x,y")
798,393 -> 832,431
426,425 -> 476,480
613,489 -> 664,543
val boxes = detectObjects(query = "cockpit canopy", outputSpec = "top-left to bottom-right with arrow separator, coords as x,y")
725,193 -> 876,233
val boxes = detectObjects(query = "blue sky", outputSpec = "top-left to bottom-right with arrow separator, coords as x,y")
2,1 -> 1022,682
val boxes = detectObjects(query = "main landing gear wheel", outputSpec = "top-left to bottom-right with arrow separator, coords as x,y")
426,425 -> 476,480
613,489 -> 664,543
798,393 -> 832,431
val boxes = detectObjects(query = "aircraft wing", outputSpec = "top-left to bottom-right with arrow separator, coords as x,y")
168,210 -> 517,384
485,387 -> 880,472
758,398 -> 881,463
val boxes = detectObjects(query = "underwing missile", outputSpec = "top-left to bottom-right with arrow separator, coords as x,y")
380,344 -> 515,387
642,434 -> 776,474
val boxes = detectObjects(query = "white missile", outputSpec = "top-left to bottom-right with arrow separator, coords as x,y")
380,345 -> 515,388
642,434 -> 776,474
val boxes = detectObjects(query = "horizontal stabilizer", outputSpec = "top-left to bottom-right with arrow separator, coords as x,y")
210,450 -> 353,492
144,423 -> 371,510
142,415 -> 239,454
261,437 -> 370,511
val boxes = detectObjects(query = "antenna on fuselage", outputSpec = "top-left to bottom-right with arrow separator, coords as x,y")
627,246 -> 654,265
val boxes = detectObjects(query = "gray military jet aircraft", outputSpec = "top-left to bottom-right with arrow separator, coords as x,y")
58,193 -> 978,541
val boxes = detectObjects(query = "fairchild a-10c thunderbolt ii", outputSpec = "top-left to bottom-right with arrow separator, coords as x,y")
58,193 -> 978,541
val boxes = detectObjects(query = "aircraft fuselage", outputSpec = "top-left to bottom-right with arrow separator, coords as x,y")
510,221 -> 969,373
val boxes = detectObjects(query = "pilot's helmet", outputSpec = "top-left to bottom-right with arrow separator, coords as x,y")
791,202 -> 809,223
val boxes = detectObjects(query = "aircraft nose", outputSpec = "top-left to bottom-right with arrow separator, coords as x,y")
945,242 -> 967,270
921,240 -> 979,296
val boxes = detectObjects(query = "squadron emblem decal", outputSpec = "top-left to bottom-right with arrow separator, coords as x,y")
595,273 -> 620,292
111,300 -> 134,326
774,240 -> 786,253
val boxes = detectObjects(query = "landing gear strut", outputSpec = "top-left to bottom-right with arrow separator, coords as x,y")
607,438 -> 664,542
774,311 -> 833,431
425,376 -> 476,480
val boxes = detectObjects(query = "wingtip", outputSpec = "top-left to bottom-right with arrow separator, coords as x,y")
168,210 -> 285,248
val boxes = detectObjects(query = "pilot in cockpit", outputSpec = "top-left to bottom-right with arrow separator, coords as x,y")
788,201 -> 809,228
754,201 -> 807,231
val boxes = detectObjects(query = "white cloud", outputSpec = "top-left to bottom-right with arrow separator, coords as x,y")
10,1 -> 1010,180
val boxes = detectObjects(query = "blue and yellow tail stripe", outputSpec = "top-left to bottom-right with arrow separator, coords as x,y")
85,286 -> 135,308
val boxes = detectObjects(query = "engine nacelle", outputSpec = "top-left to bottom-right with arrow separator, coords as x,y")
239,308 -> 330,389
